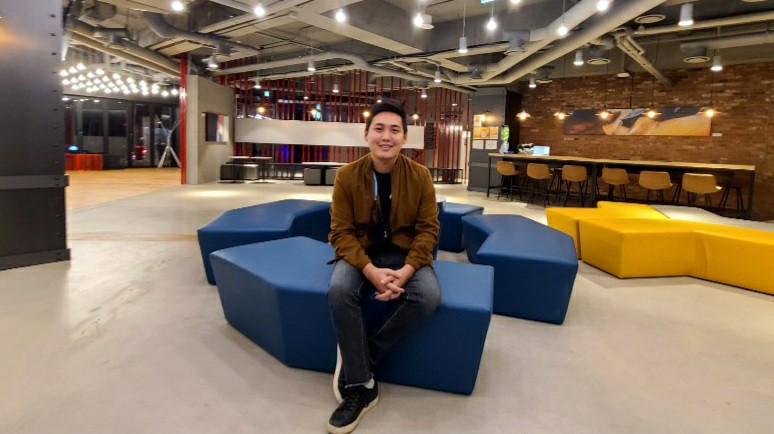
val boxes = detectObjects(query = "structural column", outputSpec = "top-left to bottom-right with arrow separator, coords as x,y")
0,0 -> 70,270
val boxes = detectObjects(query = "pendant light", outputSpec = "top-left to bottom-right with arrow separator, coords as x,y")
486,4 -> 497,31
711,55 -> 723,72
517,110 -> 531,121
644,37 -> 661,119
557,0 -> 569,37
458,0 -> 468,53
573,49 -> 584,66
434,66 -> 442,83
701,70 -> 718,118
553,55 -> 568,120
253,3 -> 266,17
678,3 -> 694,27
597,62 -> 612,119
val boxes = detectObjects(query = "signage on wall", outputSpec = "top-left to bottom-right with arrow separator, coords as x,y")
563,107 -> 711,136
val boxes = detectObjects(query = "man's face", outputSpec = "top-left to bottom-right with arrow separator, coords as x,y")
365,111 -> 406,163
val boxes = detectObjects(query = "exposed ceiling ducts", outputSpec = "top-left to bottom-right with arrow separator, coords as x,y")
142,12 -> 260,56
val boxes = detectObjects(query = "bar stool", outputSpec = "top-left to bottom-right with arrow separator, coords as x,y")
638,171 -> 673,204
560,165 -> 589,206
526,163 -> 553,205
681,173 -> 723,209
600,167 -> 629,201
719,172 -> 748,216
495,160 -> 521,201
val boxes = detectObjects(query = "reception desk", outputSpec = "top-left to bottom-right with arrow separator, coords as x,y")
65,153 -> 103,171
486,154 -> 756,218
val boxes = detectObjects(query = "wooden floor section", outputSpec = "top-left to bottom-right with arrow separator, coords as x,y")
66,168 -> 181,211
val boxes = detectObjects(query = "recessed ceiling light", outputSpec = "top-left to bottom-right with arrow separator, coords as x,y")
634,14 -> 666,24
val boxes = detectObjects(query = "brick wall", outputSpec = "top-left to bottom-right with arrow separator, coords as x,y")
519,62 -> 774,221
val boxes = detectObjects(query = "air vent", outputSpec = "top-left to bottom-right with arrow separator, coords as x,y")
634,14 -> 666,24
587,57 -> 611,65
684,55 -> 710,64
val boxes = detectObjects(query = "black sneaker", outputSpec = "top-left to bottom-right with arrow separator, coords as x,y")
333,345 -> 346,403
327,383 -> 379,434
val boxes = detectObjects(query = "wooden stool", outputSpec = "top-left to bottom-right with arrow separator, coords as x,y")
638,171 -> 673,204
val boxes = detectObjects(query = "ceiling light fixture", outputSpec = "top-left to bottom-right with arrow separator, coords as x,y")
711,55 -> 723,72
171,1 -> 185,12
413,12 -> 424,28
363,110 -> 370,118
307,59 -> 316,72
171,88 -> 179,96
59,69 -> 68,77
206,56 -> 218,69
458,0 -> 468,53
517,110 -> 531,121
678,3 -> 694,27
557,0 -> 568,36
434,67 -> 442,83
596,0 -> 611,12
335,8 -> 346,23
76,63 -> 86,70
510,0 -> 522,5
528,76 -> 536,88
486,3 -> 497,32
332,83 -> 339,93
574,49 -> 584,66
254,3 -> 266,17
412,112 -> 419,121
421,88 -> 427,98
254,80 -> 262,89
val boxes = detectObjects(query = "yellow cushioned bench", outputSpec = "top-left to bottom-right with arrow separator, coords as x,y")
546,202 -> 667,258
579,218 -> 774,295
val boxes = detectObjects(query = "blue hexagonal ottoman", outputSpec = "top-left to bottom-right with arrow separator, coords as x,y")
461,214 -> 578,324
439,202 -> 484,252
209,236 -> 494,395
198,199 -> 331,285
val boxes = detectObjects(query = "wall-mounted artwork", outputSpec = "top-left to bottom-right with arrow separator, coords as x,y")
563,107 -> 711,136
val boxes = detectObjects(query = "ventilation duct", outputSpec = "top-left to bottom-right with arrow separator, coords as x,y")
534,66 -> 554,84
142,12 -> 260,56
680,31 -> 774,58
504,30 -> 530,54
681,45 -> 710,63
93,28 -> 131,51
81,0 -> 117,22
587,44 -> 611,64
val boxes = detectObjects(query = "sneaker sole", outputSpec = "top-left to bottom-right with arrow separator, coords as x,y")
326,396 -> 379,434
333,346 -> 343,404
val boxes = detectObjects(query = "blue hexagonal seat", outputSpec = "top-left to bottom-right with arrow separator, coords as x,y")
438,202 -> 484,252
461,215 -> 578,324
210,236 -> 494,395
197,199 -> 331,284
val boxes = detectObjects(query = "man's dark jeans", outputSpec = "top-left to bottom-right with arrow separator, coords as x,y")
328,249 -> 441,387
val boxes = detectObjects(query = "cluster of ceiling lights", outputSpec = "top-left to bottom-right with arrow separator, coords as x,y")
456,0 -> 614,54
60,65 -> 178,98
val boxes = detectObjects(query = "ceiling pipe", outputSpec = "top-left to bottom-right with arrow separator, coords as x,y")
634,10 -> 774,36
615,29 -> 673,86
81,0 -> 118,22
451,0 -> 609,84
480,0 -> 668,86
214,50 -> 476,94
68,33 -> 179,78
209,0 -> 304,17
67,19 -> 180,77
680,31 -> 774,52
142,12 -> 260,56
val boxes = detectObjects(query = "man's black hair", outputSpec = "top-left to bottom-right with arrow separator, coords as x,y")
365,99 -> 408,134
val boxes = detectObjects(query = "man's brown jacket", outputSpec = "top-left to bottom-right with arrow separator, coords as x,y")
329,153 -> 439,271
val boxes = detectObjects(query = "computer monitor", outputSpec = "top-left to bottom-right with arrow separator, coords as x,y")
532,145 -> 550,156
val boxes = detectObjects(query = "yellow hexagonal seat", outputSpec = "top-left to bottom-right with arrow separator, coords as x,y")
546,202 -> 667,258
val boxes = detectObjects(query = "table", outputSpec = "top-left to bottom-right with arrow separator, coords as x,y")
301,161 -> 346,185
229,156 -> 273,182
486,153 -> 756,219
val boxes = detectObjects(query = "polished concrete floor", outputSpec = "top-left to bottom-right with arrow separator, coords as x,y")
1,179 -> 773,433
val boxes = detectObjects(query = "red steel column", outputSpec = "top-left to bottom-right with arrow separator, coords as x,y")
179,53 -> 188,184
